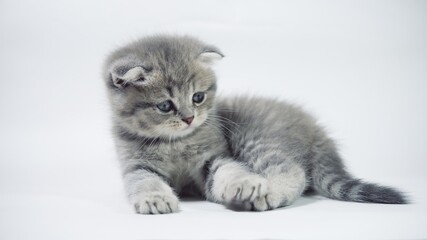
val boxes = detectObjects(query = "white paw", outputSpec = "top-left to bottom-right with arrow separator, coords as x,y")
213,172 -> 289,211
133,191 -> 179,214
211,162 -> 297,211
219,174 -> 268,204
252,192 -> 283,211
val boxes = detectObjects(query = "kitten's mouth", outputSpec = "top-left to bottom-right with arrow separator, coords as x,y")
168,114 -> 206,138
181,124 -> 196,132
167,125 -> 195,138
185,124 -> 196,129
175,120 -> 202,136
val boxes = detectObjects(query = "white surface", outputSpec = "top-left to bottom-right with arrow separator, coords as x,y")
1,0 -> 426,239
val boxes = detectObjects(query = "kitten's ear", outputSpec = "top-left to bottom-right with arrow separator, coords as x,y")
197,48 -> 224,66
108,55 -> 150,88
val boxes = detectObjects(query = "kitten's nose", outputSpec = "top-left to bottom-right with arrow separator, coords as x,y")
181,116 -> 194,125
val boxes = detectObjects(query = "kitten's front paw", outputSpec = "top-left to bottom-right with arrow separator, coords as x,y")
133,191 -> 179,214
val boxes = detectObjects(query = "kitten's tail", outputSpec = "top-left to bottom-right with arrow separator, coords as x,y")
311,150 -> 408,204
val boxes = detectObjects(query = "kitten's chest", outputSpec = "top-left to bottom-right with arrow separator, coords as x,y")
156,132 -> 228,190
160,140 -> 214,172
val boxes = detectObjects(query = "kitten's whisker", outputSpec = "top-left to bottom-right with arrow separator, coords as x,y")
207,116 -> 242,135
211,114 -> 245,126
203,120 -> 225,137
204,119 -> 235,138
213,107 -> 237,113
205,118 -> 234,134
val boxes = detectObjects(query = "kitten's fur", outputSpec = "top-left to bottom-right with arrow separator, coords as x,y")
103,35 -> 407,214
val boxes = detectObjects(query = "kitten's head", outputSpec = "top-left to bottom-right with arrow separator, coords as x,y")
104,35 -> 223,139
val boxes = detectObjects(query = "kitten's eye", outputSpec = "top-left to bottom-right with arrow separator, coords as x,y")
156,100 -> 173,112
192,92 -> 205,104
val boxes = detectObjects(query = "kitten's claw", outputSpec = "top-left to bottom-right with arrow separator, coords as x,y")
213,171 -> 289,211
133,192 -> 179,214
220,174 -> 268,204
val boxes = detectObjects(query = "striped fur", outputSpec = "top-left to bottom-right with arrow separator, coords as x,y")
103,35 -> 407,214
311,145 -> 407,204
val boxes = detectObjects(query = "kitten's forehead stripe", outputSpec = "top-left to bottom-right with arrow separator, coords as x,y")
188,73 -> 196,82
166,86 -> 174,98
167,76 -> 174,85
207,83 -> 217,92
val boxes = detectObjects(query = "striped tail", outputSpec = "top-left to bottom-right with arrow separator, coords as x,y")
311,151 -> 408,204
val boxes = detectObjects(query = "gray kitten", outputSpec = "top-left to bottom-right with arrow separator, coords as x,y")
103,35 -> 407,214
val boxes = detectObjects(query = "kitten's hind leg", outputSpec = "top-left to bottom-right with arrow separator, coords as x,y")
254,163 -> 307,211
205,157 -> 306,211
205,158 -> 269,210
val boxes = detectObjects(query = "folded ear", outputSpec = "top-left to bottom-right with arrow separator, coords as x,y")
108,55 -> 150,88
197,47 -> 224,66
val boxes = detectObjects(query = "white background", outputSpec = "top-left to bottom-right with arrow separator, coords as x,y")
1,0 -> 426,239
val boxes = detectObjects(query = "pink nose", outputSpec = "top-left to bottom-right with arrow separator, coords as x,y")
181,116 -> 194,125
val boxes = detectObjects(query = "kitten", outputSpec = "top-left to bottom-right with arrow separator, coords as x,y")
103,35 -> 407,214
